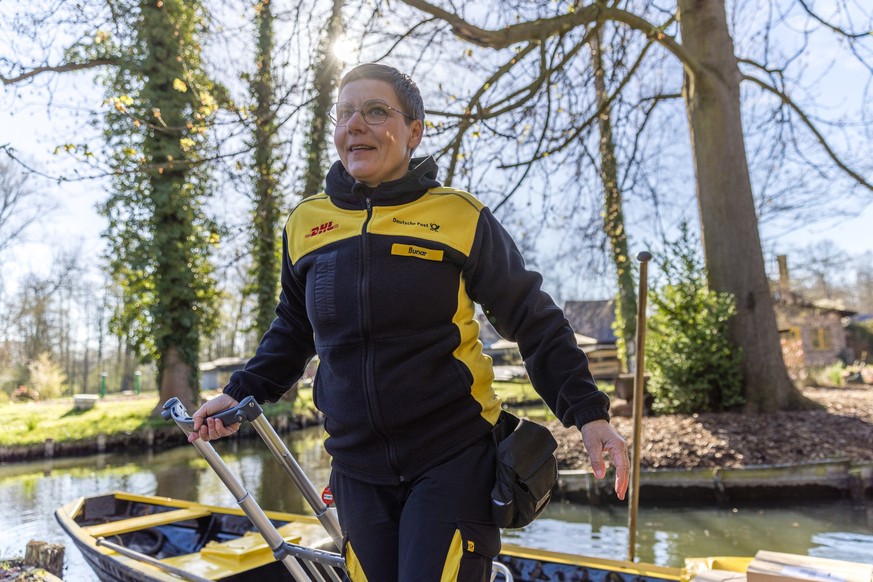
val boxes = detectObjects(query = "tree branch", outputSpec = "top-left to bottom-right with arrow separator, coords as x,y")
742,73 -> 873,192
794,0 -> 871,39
2,58 -> 119,86
399,0 -> 703,76
499,35 -> 655,170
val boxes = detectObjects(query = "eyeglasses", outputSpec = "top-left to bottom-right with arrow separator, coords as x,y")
329,99 -> 414,126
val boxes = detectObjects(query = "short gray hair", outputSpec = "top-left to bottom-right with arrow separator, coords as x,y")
338,63 -> 424,123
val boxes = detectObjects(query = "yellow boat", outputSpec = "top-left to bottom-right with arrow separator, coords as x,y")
57,397 -> 760,581
56,490 -> 703,582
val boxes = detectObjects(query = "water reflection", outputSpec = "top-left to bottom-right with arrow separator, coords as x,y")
1,427 -> 871,581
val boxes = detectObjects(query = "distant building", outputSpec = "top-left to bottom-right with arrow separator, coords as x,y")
200,355 -> 318,393
475,309 -> 603,381
562,299 -> 618,345
475,311 -> 503,348
773,255 -> 856,368
199,357 -> 248,391
561,299 -> 622,380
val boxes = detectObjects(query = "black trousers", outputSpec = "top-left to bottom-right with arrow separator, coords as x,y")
330,438 -> 501,582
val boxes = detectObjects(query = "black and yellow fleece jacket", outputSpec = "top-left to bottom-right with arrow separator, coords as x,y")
224,156 -> 610,485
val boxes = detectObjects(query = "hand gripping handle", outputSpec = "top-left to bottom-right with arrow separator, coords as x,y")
161,395 -> 263,434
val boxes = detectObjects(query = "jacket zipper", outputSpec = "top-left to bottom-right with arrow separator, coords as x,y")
359,194 -> 405,483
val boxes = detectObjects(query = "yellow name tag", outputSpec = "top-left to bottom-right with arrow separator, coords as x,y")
391,243 -> 443,261
391,243 -> 444,262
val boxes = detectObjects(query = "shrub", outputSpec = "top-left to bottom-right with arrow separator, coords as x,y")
27,352 -> 68,400
807,362 -> 845,387
12,385 -> 38,402
647,224 -> 745,414
846,321 -> 873,364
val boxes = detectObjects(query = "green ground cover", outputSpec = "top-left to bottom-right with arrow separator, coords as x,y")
1,380 -> 613,448
0,390 -> 299,448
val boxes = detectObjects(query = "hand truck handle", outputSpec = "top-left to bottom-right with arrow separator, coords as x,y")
161,395 -> 263,434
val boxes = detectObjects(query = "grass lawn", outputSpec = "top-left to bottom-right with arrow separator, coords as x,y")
1,380 -> 613,448
494,380 -> 615,403
0,390 -> 302,448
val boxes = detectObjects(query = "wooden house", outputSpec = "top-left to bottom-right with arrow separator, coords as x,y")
561,299 -> 622,379
476,311 -> 601,381
199,357 -> 248,391
773,255 -> 856,368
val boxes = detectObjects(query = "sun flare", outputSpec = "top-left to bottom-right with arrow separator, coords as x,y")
331,37 -> 356,64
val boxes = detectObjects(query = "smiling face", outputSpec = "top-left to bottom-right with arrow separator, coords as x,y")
334,79 -> 423,188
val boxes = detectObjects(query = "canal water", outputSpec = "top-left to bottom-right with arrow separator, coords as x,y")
1,426 -> 871,580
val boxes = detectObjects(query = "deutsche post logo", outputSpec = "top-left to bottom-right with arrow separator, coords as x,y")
305,221 -> 339,238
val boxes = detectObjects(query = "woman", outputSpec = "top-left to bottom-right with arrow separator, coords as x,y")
189,63 -> 629,582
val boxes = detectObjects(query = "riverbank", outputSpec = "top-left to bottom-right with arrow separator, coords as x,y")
551,385 -> 873,471
0,560 -> 61,581
0,398 -> 319,464
2,384 -> 871,504
549,384 -> 873,504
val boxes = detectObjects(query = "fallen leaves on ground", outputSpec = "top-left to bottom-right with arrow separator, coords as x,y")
549,385 -> 873,471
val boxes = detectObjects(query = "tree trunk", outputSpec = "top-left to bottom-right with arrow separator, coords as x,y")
251,0 -> 282,337
302,0 -> 344,198
590,28 -> 637,373
677,0 -> 816,411
140,0 -> 209,415
156,345 -> 195,413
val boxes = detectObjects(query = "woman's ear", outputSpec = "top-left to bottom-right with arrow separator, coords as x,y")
407,119 -> 423,153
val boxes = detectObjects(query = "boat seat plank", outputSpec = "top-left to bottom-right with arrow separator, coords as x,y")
162,521 -> 334,578
84,507 -> 213,538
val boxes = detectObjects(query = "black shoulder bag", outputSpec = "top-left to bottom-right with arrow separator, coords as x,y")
490,410 -> 559,529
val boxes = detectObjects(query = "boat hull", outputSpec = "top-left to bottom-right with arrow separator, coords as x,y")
57,492 -> 686,582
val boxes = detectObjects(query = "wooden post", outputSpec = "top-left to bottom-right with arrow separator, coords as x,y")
628,251 -> 652,563
24,540 -> 65,578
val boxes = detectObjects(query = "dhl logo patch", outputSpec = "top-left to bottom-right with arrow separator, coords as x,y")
305,221 -> 340,238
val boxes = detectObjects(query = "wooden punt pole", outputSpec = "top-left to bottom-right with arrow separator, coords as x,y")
628,251 -> 652,562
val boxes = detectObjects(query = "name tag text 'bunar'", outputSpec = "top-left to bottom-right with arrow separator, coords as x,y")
391,244 -> 444,262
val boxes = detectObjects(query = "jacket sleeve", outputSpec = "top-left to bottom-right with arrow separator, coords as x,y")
223,227 -> 316,404
463,207 -> 610,429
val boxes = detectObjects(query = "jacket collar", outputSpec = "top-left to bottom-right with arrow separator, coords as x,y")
325,156 -> 442,209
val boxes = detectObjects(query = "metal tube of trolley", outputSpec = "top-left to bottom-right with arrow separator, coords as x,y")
628,251 -> 652,562
96,537 -> 213,582
248,414 -> 343,548
162,397 -> 314,580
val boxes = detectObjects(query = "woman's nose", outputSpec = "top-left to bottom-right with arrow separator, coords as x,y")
345,109 -> 367,131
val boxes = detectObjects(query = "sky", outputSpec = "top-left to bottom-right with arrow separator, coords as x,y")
3,79 -> 873,299
2,71 -> 107,288
2,4 -> 872,303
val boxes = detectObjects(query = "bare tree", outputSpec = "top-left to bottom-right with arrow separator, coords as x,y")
381,0 -> 872,411
11,250 -> 81,374
590,26 -> 637,372
0,2 -> 121,87
0,160 -> 50,258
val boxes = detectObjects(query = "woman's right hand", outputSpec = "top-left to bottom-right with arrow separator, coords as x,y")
188,394 -> 241,443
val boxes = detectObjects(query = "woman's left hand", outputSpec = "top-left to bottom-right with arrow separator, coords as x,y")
580,419 -> 630,500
